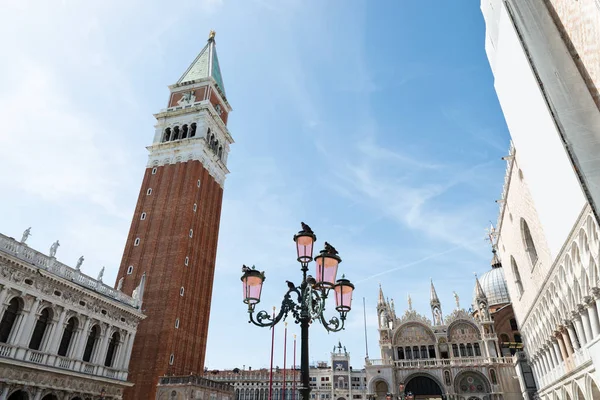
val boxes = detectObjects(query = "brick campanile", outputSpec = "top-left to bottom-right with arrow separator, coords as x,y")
116,31 -> 233,400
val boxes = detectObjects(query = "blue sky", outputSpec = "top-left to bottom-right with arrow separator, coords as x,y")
0,1 -> 510,370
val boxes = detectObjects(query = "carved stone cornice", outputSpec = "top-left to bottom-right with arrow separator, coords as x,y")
0,363 -> 126,398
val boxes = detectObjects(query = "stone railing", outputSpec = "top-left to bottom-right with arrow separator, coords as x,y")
0,234 -> 137,308
0,342 -> 128,381
159,375 -> 234,392
366,357 -> 513,369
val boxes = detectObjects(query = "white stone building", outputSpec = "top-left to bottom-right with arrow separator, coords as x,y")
365,283 -> 522,399
481,0 -> 600,398
199,343 -> 367,400
0,232 -> 145,400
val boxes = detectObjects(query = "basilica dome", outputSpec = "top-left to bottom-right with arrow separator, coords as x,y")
472,266 -> 510,307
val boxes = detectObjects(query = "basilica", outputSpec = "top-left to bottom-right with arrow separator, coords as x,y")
365,274 -> 525,400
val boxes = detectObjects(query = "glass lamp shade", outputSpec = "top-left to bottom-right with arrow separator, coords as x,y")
241,268 -> 265,305
294,230 -> 317,263
314,251 -> 341,288
334,277 -> 354,312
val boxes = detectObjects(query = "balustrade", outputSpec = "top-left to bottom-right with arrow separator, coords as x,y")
0,234 -> 136,307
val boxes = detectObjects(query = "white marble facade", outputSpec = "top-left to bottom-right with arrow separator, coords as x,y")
0,233 -> 145,400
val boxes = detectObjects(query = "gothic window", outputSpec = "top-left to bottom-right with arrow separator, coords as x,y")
147,188 -> 152,195
175,319 -> 179,328
29,307 -> 51,350
104,331 -> 120,367
173,126 -> 180,141
180,287 -> 185,296
490,369 -> 498,385
152,167 -> 157,175
127,265 -> 134,274
206,128 -> 211,142
474,343 -> 481,357
213,139 -> 219,153
58,317 -> 78,357
185,257 -> 189,266
169,354 -> 174,365
511,256 -> 524,296
398,347 -> 404,359
459,344 -> 466,357
163,128 -> 171,142
0,298 -> 21,343
218,146 -> 223,159
510,319 -> 518,331
428,345 -> 436,358
141,212 -> 146,220
236,390 -> 240,400
182,125 -> 188,139
134,238 -> 140,246
466,343 -> 473,357
406,346 -> 412,359
420,345 -> 427,359
452,344 -> 459,358
190,123 -> 197,137
83,325 -> 100,362
521,219 -> 538,266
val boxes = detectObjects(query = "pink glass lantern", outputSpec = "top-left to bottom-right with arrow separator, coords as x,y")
334,276 -> 354,313
241,266 -> 265,305
314,245 -> 341,288
294,225 -> 317,263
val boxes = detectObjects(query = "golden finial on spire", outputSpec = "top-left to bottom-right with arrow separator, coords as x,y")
209,30 -> 216,40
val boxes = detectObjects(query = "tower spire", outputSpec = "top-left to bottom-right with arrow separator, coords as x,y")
178,30 -> 227,96
378,283 -> 385,305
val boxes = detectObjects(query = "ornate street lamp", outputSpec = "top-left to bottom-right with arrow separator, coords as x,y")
241,223 -> 355,400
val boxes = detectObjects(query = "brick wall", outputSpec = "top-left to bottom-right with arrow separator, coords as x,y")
117,160 -> 224,400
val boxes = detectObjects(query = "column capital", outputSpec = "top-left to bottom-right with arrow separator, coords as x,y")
554,329 -> 563,338
571,311 -> 582,321
592,287 -> 600,298
585,296 -> 596,307
578,304 -> 588,314
563,319 -> 575,328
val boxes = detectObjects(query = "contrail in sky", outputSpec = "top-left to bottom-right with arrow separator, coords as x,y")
356,239 -> 481,283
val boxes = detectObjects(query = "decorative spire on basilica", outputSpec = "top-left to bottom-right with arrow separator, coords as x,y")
430,279 -> 443,325
407,294 -> 412,311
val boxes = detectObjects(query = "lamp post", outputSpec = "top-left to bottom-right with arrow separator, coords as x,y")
241,223 -> 355,400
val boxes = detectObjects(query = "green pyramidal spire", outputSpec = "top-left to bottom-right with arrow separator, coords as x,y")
178,30 -> 226,96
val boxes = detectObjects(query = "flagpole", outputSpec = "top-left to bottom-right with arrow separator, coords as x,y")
283,322 -> 288,400
269,306 -> 276,400
293,334 -> 297,400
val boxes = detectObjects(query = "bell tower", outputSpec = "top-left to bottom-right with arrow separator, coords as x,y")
115,31 -> 233,400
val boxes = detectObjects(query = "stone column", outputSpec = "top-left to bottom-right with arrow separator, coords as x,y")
115,331 -> 130,370
33,388 -> 43,400
572,312 -> 587,345
579,304 -> 594,343
93,324 -> 112,365
47,307 -> 68,354
560,328 -> 573,357
552,339 -> 562,363
73,316 -> 91,359
565,322 -> 580,350
0,286 -> 11,315
585,296 -> 600,339
555,331 -> 568,362
542,351 -> 551,373
16,298 -> 41,347
122,331 -> 137,370
0,386 -> 9,400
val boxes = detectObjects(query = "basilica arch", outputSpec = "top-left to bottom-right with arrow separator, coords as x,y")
393,322 -> 437,361
403,372 -> 444,398
453,370 -> 491,398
